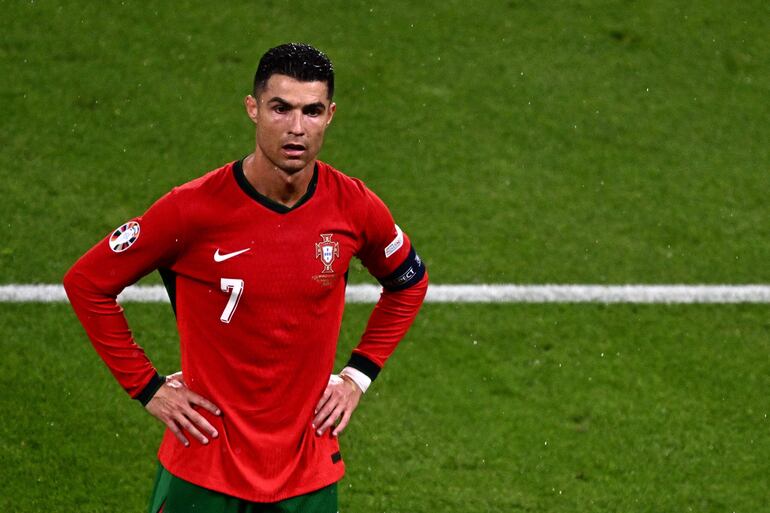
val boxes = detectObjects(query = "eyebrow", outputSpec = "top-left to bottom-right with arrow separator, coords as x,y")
268,97 -> 326,112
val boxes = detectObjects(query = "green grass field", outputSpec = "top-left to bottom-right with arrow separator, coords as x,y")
1,1 -> 768,511
2,304 -> 768,512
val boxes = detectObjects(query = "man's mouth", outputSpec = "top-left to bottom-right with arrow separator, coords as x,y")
282,143 -> 306,157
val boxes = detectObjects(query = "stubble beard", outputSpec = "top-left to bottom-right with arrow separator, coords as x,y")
271,155 -> 309,176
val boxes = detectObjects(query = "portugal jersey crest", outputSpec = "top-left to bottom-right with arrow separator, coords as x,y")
109,221 -> 141,253
315,233 -> 339,274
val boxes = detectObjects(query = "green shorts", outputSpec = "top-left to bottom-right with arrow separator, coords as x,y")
148,463 -> 338,513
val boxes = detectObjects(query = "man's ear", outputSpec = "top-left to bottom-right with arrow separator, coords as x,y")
326,102 -> 337,126
244,95 -> 259,124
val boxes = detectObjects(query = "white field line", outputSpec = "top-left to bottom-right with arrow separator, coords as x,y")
2,284 -> 770,304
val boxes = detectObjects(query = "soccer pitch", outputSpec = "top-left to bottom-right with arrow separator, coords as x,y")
1,1 -> 768,512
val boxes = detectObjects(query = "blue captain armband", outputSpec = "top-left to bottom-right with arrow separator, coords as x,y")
377,246 -> 426,291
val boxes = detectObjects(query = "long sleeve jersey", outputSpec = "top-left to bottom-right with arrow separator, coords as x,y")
63,159 -> 427,502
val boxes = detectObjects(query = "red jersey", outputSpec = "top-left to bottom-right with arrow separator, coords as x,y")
64,159 -> 427,502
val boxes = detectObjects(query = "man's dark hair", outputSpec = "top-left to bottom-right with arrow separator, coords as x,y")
253,43 -> 334,100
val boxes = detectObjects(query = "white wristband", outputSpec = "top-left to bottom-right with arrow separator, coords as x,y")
340,366 -> 372,394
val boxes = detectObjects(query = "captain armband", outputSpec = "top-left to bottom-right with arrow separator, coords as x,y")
377,246 -> 426,291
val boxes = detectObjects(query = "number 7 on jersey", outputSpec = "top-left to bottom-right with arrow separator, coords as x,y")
220,278 -> 244,323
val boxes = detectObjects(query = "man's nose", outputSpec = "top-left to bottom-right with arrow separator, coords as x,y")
288,111 -> 305,135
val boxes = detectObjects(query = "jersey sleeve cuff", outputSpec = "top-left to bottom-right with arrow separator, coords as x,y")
345,353 -> 381,383
340,366 -> 372,394
134,372 -> 166,406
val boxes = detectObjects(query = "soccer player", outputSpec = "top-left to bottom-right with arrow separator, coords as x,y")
63,43 -> 428,513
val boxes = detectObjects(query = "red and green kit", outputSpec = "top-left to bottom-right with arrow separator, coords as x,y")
64,159 -> 427,502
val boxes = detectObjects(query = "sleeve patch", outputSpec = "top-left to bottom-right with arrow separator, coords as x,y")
378,246 -> 426,291
109,221 -> 141,253
383,225 -> 404,258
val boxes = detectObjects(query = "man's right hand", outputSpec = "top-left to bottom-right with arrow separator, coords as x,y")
145,372 -> 221,447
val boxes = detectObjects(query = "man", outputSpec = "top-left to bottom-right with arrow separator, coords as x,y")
64,43 -> 428,513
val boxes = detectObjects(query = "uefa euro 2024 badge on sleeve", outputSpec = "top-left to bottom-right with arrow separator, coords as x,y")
109,221 -> 141,253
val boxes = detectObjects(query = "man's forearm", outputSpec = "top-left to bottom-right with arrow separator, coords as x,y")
344,272 -> 429,392
63,266 -> 160,400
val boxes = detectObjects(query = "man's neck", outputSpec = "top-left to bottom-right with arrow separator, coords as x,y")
242,152 -> 315,208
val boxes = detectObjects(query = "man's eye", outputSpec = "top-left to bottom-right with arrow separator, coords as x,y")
274,105 -> 288,113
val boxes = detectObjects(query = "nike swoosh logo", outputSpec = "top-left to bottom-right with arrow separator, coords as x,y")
214,248 -> 251,262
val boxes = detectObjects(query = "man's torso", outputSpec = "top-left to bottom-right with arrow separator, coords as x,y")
155,160 -> 372,501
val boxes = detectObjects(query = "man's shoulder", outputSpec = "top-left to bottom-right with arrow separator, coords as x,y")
171,160 -> 237,197
318,160 -> 371,198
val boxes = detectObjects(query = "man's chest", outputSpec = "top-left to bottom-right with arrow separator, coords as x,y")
172,208 -> 361,299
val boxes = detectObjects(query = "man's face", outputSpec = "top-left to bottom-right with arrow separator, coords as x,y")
245,74 -> 336,175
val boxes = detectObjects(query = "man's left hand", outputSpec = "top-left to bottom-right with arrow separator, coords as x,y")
313,374 -> 362,437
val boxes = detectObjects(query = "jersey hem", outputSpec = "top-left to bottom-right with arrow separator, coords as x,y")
158,454 -> 345,503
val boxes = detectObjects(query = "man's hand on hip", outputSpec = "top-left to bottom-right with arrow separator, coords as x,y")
313,374 -> 363,437
145,372 -> 221,447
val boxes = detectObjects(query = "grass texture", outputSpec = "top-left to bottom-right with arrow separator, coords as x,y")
1,0 -> 768,284
1,303 -> 768,512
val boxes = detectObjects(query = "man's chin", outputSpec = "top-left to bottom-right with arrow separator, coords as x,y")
277,158 -> 311,175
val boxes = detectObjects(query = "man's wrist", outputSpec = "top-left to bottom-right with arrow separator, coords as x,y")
135,372 -> 166,406
340,366 -> 371,394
